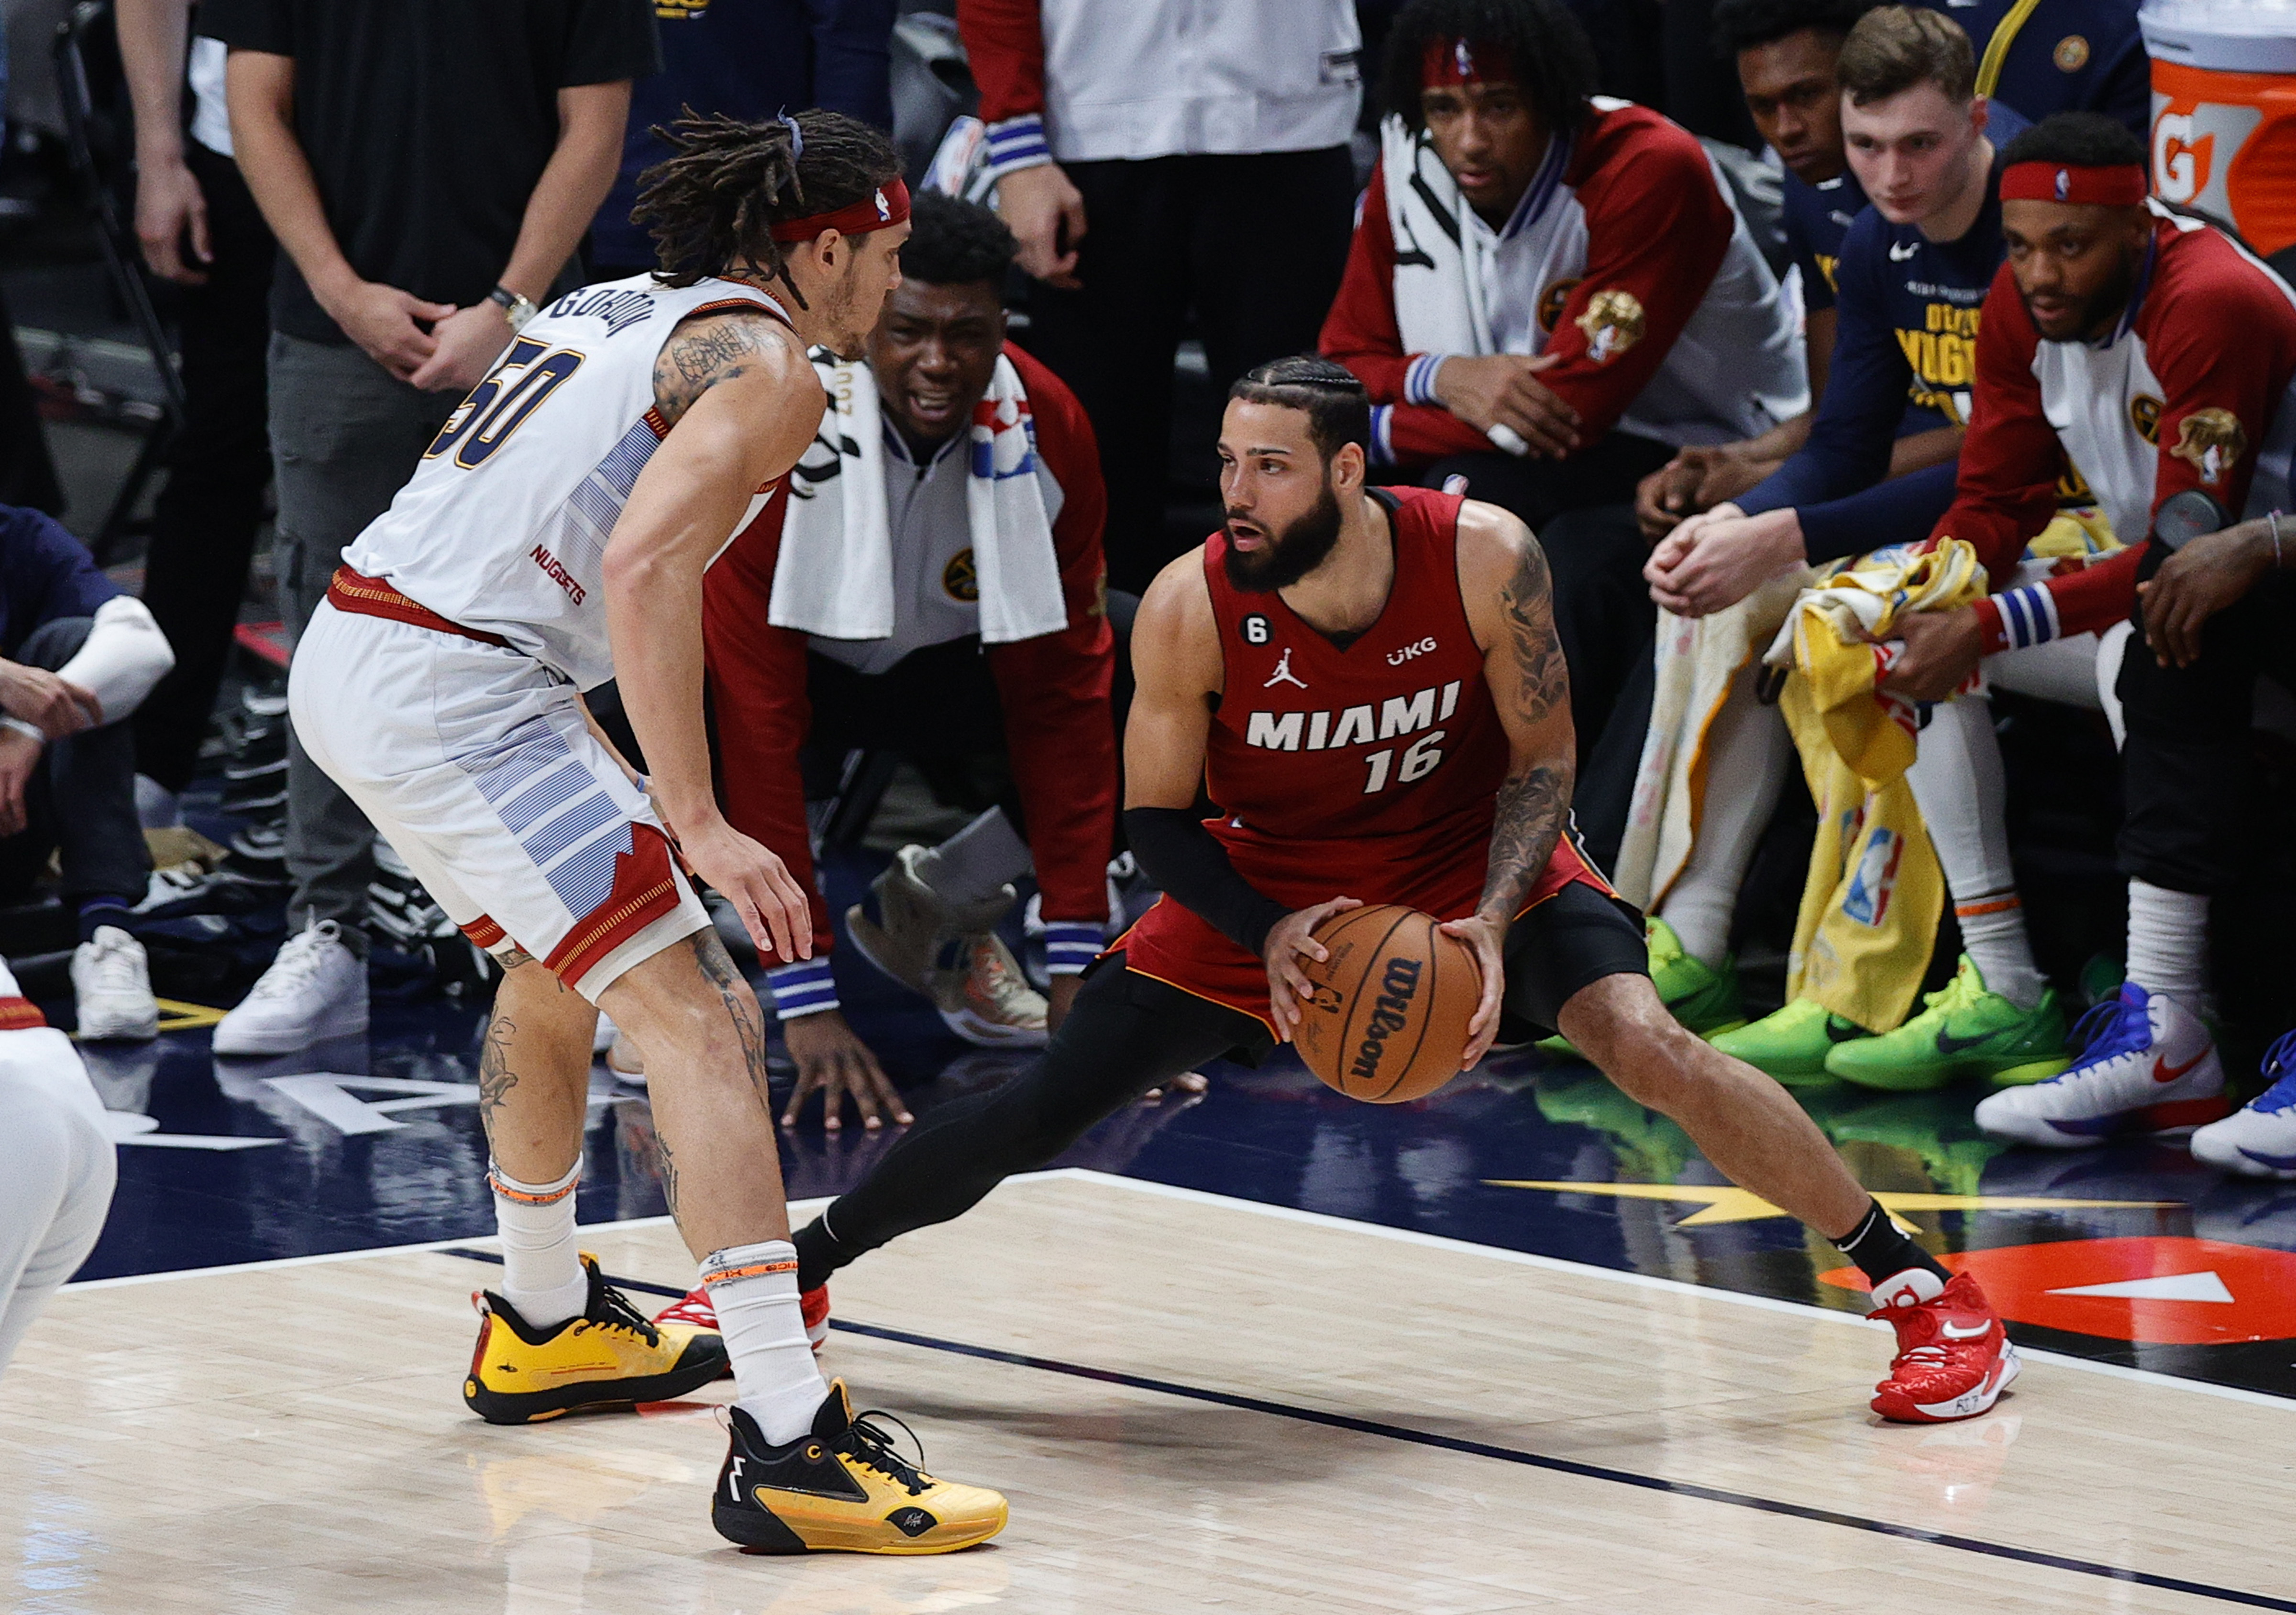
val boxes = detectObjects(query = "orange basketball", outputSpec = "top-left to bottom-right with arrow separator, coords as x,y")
1292,904 -> 1480,1103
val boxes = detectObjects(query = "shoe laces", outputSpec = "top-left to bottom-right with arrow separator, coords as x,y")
2253,1030 -> 2296,1115
1914,958 -> 1987,1023
584,1283 -> 662,1347
79,929 -> 144,993
840,1409 -> 931,1496
2060,986 -> 2151,1076
247,918 -> 345,1002
654,1288 -> 717,1330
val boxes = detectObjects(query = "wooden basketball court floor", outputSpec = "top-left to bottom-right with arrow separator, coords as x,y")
6,1168 -> 2290,1614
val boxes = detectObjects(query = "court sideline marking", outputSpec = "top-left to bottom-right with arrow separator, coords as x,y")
432,1244 -> 2295,1613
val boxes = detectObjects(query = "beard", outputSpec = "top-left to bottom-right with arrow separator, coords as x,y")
1223,481 -> 1343,594
2026,253 -> 2139,342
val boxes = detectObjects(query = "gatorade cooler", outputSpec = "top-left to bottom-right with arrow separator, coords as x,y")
2141,0 -> 2296,256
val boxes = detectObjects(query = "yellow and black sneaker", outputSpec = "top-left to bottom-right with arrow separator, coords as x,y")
712,1382 -> 1007,1555
463,1253 -> 729,1425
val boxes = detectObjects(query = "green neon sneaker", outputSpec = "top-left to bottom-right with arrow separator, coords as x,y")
1821,954 -> 2071,1092
1536,917 -> 1745,1059
1709,998 -> 1869,1085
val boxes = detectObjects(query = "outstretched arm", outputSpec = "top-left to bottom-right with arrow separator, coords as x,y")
1443,500 -> 1577,1065
605,310 -> 822,964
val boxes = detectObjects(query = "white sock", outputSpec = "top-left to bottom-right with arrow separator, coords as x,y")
2126,879 -> 2210,1013
912,808 -> 1033,910
1906,697 -> 2046,1010
704,1240 -> 828,1445
1655,671 -> 1790,966
491,1160 -> 588,1329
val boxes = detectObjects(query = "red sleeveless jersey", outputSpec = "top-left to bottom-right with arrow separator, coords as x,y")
1118,487 -> 1607,1030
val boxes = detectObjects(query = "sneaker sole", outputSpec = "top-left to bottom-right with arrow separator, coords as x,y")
211,1009 -> 371,1058
463,1336 -> 730,1426
713,1498 -> 1007,1556
1877,1343 -> 2021,1424
1980,1094 -> 2233,1148
1828,1052 -> 2071,1093
937,1004 -> 1048,1048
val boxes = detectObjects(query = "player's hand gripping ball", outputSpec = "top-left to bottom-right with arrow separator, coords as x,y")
1293,905 -> 1479,1103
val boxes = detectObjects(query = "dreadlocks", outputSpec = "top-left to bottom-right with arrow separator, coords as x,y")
632,109 -> 902,304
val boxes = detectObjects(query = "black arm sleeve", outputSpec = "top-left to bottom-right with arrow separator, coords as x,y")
1123,806 -> 1292,958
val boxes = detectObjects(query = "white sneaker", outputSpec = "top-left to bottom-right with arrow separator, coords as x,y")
2190,1031 -> 2296,1179
935,935 -> 1049,1048
212,918 -> 369,1057
1973,983 -> 2230,1149
71,926 -> 158,1041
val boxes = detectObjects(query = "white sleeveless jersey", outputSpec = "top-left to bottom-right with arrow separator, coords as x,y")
341,274 -> 792,689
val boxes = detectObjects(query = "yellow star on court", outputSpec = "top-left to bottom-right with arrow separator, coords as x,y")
1484,1180 -> 2180,1228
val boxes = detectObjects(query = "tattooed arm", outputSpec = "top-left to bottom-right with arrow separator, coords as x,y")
1439,500 -> 1578,1066
603,309 -> 823,964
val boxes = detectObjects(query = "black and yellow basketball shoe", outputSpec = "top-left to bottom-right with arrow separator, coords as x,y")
463,1253 -> 729,1425
712,1382 -> 1007,1555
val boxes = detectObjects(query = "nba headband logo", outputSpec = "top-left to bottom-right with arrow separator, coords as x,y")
769,176 -> 913,243
1999,160 -> 2147,207
1456,40 -> 1474,77
875,188 -> 891,222
1423,36 -> 1514,88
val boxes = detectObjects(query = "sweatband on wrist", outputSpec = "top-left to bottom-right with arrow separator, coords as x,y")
1040,920 -> 1103,976
1404,354 -> 1450,407
984,115 -> 1052,182
765,956 -> 839,1019
0,717 -> 44,745
1123,806 -> 1292,957
1972,582 -> 2061,656
1369,404 -> 1395,466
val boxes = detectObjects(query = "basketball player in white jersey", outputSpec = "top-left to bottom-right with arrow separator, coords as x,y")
287,111 -> 1005,1555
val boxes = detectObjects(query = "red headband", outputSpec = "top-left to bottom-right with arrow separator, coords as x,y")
1999,162 -> 2147,207
1422,37 -> 1514,88
768,177 -> 911,243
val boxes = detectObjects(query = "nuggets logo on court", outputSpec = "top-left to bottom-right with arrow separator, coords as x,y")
2170,408 -> 2247,486
2129,394 -> 2163,445
1537,277 -> 1583,333
1574,289 -> 1644,362
1349,957 -> 1422,1084
942,548 -> 979,602
2053,34 -> 2089,72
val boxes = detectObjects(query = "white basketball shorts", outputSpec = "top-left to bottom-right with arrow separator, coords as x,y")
290,596 -> 710,1002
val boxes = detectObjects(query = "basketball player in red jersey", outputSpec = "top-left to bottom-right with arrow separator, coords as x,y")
792,357 -> 2019,1424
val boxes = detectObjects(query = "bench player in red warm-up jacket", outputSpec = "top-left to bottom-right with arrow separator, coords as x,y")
700,193 -> 1117,1132
783,356 -> 2021,1427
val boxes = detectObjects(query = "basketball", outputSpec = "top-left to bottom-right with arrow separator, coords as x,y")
1292,904 -> 1482,1103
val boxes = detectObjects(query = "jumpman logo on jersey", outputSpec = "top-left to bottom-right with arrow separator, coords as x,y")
1264,648 -> 1307,689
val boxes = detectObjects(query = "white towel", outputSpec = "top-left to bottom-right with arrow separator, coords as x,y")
769,351 -> 1068,645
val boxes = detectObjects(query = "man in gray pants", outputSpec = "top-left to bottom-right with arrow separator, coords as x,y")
201,0 -> 657,1055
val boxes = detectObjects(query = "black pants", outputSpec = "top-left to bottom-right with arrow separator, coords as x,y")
132,143 -> 277,793
802,638 -> 1023,824
1021,146 -> 1356,594
797,881 -> 1647,1288
0,618 -> 151,906
2118,556 -> 2296,895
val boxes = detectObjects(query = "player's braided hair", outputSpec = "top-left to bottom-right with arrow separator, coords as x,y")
633,109 -> 903,303
1709,0 -> 1874,58
1230,355 -> 1372,463
1380,0 -> 1597,138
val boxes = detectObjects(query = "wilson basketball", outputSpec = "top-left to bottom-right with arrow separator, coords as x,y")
1293,904 -> 1480,1103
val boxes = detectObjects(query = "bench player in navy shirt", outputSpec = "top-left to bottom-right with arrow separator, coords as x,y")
1637,0 -> 1964,535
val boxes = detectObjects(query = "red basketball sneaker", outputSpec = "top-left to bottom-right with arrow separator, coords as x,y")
652,1283 -> 831,1354
1867,1270 -> 2020,1423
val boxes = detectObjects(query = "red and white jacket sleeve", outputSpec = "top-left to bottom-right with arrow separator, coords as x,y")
984,344 -> 1117,973
955,0 -> 1054,180
1322,118 -> 1734,470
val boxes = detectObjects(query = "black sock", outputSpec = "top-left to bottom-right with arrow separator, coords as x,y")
794,1215 -> 847,1294
1832,1200 -> 1950,1287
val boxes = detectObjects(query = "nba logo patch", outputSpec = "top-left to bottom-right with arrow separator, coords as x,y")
1842,828 -> 1905,927
2053,168 -> 2071,202
874,188 -> 891,221
1455,39 -> 1474,77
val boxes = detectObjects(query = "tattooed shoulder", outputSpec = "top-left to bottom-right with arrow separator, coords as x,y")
651,310 -> 794,429
1496,530 -> 1568,725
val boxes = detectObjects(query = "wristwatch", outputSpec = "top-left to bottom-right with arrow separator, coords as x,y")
488,284 -> 539,333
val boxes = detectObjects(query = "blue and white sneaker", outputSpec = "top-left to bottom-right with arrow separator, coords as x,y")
2189,1030 -> 2296,1179
1972,983 -> 2230,1149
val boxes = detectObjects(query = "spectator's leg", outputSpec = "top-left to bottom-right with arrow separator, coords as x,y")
1537,505 -> 1659,768
267,335 -> 459,951
12,618 -> 146,935
132,144 -> 277,796
1903,695 -> 2046,1009
1018,158 -> 1189,595
1651,665 -> 1792,967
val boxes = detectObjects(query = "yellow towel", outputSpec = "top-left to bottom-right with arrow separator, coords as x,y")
1766,542 -> 1987,1032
